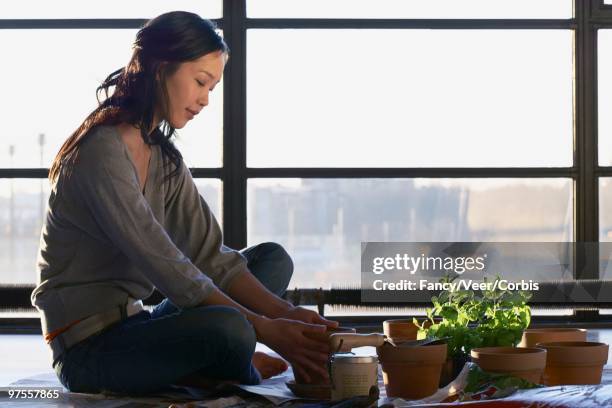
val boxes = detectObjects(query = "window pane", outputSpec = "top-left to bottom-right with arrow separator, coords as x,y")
248,0 -> 572,19
0,179 -> 222,285
248,178 -> 573,288
2,1 -> 221,19
599,178 -> 612,241
0,30 -> 222,169
247,30 -> 573,167
599,178 -> 612,280
599,30 -> 612,166
0,179 -> 50,285
194,179 -> 223,225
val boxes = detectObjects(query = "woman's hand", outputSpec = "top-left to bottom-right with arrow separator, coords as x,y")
279,305 -> 340,329
253,316 -> 331,383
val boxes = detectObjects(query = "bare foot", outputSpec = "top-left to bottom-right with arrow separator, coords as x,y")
252,351 -> 288,379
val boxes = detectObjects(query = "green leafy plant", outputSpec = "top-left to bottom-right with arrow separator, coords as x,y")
461,363 -> 543,401
415,275 -> 532,360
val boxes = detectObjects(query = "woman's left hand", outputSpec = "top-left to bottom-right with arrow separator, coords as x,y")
279,305 -> 339,329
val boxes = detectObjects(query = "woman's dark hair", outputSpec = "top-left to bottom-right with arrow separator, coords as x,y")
49,11 -> 229,183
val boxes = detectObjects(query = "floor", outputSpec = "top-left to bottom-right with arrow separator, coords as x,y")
0,336 -> 293,406
0,334 -> 50,386
2,329 -> 612,406
0,335 -> 283,387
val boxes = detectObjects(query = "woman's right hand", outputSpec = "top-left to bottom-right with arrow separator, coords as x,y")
254,316 -> 330,383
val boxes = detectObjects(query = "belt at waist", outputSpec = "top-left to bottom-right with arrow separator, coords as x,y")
49,297 -> 145,366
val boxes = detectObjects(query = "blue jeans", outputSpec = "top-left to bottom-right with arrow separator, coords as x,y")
54,242 -> 293,395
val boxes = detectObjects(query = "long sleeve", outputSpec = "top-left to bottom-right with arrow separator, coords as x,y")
72,131 -> 216,308
164,160 -> 248,292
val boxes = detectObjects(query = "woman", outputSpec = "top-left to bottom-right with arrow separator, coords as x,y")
31,11 -> 337,395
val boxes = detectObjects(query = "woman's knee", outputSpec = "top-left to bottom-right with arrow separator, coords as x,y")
187,305 -> 256,356
259,242 -> 294,286
218,307 -> 256,351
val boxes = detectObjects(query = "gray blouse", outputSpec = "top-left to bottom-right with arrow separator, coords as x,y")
31,125 -> 247,335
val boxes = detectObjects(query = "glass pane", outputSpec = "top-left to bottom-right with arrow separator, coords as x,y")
193,179 -> 223,226
247,30 -> 573,167
0,30 -> 222,169
248,178 -> 573,288
0,179 -> 221,284
599,178 -> 612,241
0,179 -> 50,285
248,0 -> 572,19
599,30 -> 612,166
2,1 -> 221,19
599,179 -> 612,280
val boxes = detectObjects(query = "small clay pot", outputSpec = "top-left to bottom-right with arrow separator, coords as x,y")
536,341 -> 609,386
383,319 -> 419,342
470,347 -> 546,384
377,342 -> 447,399
293,326 -> 356,385
383,318 -> 443,344
518,328 -> 587,348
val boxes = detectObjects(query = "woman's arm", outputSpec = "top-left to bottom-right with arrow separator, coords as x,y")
226,270 -> 338,328
168,163 -> 332,325
164,164 -> 248,293
166,161 -> 337,380
226,270 -> 292,318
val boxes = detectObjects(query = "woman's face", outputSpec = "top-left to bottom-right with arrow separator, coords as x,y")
163,50 -> 226,129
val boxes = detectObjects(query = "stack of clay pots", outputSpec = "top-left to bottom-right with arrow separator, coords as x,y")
520,328 -> 608,386
377,319 -> 447,399
518,328 -> 588,348
470,327 -> 609,386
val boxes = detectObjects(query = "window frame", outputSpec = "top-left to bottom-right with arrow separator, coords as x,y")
1,0 -> 612,321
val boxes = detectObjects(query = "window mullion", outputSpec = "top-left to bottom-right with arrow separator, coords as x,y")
575,0 -> 600,279
222,0 -> 248,249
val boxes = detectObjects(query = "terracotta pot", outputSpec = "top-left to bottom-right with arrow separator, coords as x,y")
536,341 -> 609,386
293,326 -> 356,385
383,318 -> 444,344
383,319 -> 419,342
518,328 -> 587,348
470,347 -> 546,384
377,342 -> 447,399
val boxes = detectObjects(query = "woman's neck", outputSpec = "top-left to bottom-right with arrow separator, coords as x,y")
116,123 -> 151,153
